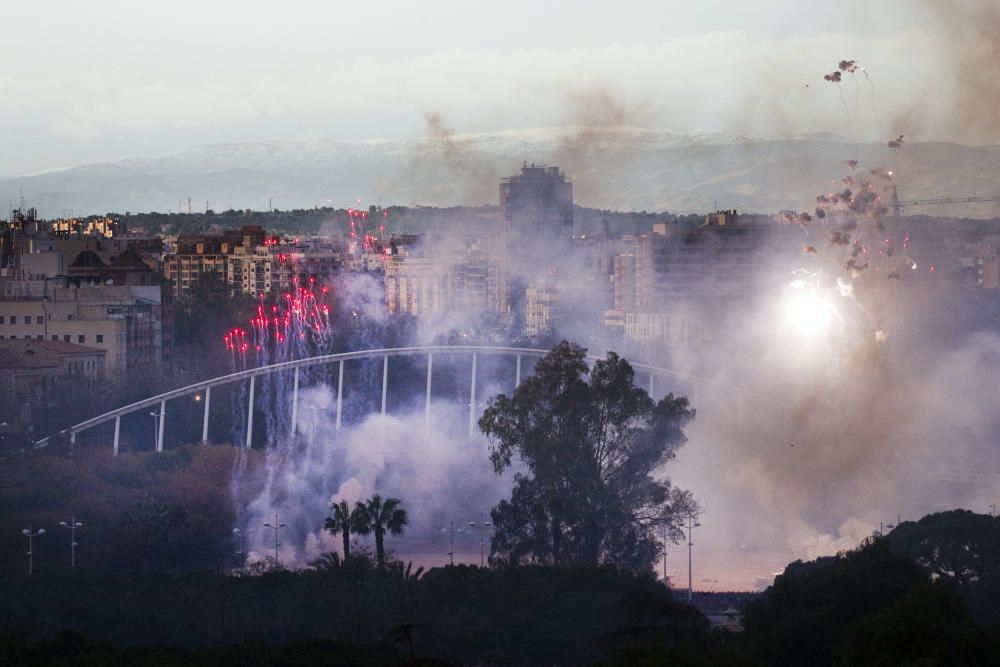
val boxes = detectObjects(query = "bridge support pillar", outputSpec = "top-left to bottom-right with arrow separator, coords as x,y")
515,354 -> 521,389
156,399 -> 166,453
425,353 -> 433,434
469,353 -> 477,436
70,430 -> 76,446
113,415 -> 121,457
336,360 -> 344,431
290,367 -> 299,437
246,377 -> 255,449
202,386 -> 211,443
381,355 -> 388,416
649,371 -> 655,397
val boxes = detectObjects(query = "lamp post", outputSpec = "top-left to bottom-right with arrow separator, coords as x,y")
441,521 -> 466,566
149,408 -> 165,451
232,527 -> 255,574
263,514 -> 285,565
661,524 -> 668,585
468,514 -> 493,568
686,515 -> 701,602
21,523 -> 45,576
58,516 -> 83,570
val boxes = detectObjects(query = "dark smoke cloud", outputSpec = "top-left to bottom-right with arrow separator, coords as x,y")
404,111 -> 507,205
552,85 -> 655,207
896,1 -> 1000,145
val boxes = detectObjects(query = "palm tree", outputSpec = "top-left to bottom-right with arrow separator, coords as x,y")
353,495 -> 408,569
324,499 -> 363,558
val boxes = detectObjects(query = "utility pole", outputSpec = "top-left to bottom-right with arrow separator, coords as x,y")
21,523 -> 46,576
59,517 -> 83,570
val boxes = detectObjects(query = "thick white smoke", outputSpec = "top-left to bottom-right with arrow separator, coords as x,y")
238,381 -> 516,567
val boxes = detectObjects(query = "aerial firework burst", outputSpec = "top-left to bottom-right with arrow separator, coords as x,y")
224,282 -> 336,369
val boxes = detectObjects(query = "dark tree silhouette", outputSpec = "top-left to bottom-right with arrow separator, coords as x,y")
353,495 -> 408,569
479,341 -> 697,571
325,499 -> 366,558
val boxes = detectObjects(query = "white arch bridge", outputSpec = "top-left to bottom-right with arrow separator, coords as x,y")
39,345 -> 717,456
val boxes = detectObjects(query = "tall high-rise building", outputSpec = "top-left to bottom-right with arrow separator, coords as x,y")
500,163 -> 573,238
499,164 -> 574,334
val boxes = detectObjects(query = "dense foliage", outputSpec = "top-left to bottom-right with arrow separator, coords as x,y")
479,342 -> 697,572
742,536 -> 1000,666
888,509 -> 1000,625
0,562 -> 705,665
0,444 -> 264,577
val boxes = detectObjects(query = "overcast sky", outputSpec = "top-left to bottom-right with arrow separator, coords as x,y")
0,0 -> 985,175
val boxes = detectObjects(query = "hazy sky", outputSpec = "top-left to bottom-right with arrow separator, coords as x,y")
0,0 -> 984,175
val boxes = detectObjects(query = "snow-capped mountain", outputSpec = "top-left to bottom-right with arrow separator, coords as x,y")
4,127 -> 999,217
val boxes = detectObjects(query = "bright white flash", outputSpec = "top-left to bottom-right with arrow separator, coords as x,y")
785,287 -> 834,337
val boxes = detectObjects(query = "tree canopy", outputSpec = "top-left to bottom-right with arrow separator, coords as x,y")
479,341 -> 697,572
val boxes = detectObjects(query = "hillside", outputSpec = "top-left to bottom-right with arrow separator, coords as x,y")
6,127 -> 1000,218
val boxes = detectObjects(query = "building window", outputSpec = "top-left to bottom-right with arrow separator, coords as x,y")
96,334 -> 104,343
36,315 -> 43,324
36,334 -> 42,340
9,316 -> 15,325
64,335 -> 70,342
78,335 -> 85,344
0,316 -> 4,324
51,335 -> 58,341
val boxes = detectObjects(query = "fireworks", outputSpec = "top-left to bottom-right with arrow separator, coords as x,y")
224,282 -> 335,368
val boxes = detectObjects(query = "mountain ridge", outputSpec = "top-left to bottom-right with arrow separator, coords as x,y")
4,127 -> 999,218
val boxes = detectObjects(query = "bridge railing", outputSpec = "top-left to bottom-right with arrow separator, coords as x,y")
36,345 -> 715,455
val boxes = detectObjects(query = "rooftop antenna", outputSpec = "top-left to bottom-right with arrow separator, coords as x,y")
188,196 -> 192,214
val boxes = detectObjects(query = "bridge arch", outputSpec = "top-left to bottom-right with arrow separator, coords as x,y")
39,345 -> 713,455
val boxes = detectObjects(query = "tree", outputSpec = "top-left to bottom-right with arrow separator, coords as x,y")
325,499 -> 366,559
353,495 -> 408,569
743,536 -> 998,667
119,493 -> 190,573
478,341 -> 697,571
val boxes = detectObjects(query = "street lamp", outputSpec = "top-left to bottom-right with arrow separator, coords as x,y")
441,521 -> 466,566
468,513 -> 494,568
263,514 -> 285,565
149,409 -> 165,450
21,523 -> 46,576
232,527 -> 255,574
661,524 -> 669,585
686,515 -> 702,602
58,516 -> 83,570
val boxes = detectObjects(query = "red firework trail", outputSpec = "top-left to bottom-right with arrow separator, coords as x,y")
223,282 -> 334,367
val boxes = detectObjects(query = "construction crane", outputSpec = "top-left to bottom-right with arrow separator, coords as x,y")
891,185 -> 1000,219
